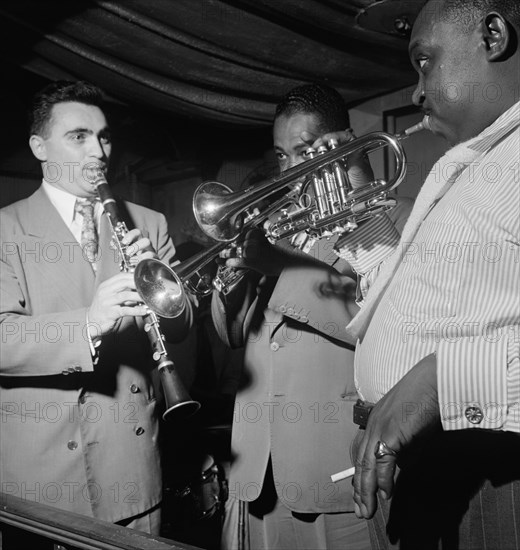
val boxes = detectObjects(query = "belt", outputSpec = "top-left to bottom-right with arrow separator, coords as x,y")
353,399 -> 375,429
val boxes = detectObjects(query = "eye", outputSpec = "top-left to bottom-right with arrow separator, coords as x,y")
275,152 -> 286,160
70,132 -> 86,142
417,56 -> 428,70
100,135 -> 111,146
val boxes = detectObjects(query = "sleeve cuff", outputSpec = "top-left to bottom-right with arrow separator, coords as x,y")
437,332 -> 515,431
86,309 -> 102,365
334,213 -> 401,274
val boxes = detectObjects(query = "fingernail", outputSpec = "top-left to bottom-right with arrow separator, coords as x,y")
354,503 -> 361,518
361,504 -> 369,518
380,490 -> 389,500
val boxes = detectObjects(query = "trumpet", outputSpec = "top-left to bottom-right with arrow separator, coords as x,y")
90,170 -> 200,421
193,117 -> 430,243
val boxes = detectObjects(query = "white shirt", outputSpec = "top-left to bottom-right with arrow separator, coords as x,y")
339,103 -> 520,433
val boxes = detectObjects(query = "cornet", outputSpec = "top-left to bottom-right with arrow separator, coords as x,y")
193,117 -> 431,244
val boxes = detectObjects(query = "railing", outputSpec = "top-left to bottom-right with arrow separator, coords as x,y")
0,493 -> 203,550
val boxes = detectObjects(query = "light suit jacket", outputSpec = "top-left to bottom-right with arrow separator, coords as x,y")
212,199 -> 413,514
0,186 -> 192,523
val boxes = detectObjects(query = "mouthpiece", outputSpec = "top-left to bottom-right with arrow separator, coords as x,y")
397,115 -> 431,140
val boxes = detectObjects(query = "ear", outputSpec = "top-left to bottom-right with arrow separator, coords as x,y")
29,135 -> 47,161
481,12 -> 511,61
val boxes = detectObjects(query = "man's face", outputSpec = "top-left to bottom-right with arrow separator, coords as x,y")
30,101 -> 111,197
409,0 -> 489,146
273,112 -> 323,173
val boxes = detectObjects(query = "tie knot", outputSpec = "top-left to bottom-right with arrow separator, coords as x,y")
75,198 -> 98,219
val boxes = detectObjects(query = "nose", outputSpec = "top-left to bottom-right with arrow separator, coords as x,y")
89,137 -> 109,160
412,80 -> 425,107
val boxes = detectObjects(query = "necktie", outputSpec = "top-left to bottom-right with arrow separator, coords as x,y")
74,198 -> 99,266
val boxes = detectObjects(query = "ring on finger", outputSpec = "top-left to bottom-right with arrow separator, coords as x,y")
374,440 -> 397,459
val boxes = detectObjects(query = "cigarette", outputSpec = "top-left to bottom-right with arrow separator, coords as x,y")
330,466 -> 356,483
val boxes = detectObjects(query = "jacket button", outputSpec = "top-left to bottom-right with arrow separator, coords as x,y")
270,342 -> 280,351
130,384 -> 140,394
67,440 -> 78,450
279,305 -> 287,313
465,406 -> 484,424
135,427 -> 145,436
78,394 -> 87,405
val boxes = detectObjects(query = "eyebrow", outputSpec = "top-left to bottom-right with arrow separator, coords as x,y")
64,126 -> 111,137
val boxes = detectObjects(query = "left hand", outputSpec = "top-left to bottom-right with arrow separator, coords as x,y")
121,228 -> 158,265
352,353 -> 442,519
302,129 -> 374,189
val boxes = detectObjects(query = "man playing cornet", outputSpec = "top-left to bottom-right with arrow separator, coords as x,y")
212,83 -> 413,550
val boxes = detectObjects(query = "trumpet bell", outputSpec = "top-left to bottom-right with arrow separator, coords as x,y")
134,259 -> 186,319
193,181 -> 243,242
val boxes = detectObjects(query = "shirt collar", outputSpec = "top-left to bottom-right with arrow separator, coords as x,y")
468,101 -> 520,155
41,179 -> 78,228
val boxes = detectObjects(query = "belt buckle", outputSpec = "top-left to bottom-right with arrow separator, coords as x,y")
353,399 -> 374,429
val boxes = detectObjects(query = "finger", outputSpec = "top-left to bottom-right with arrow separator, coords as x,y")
358,441 -> 379,518
121,228 -> 141,245
352,431 -> 369,517
300,130 -> 317,145
114,290 -> 142,305
118,304 -> 149,317
376,454 -> 397,501
98,272 -> 136,292
225,258 -> 248,270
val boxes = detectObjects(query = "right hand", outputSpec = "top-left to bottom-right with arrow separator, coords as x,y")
221,229 -> 293,277
87,272 -> 148,335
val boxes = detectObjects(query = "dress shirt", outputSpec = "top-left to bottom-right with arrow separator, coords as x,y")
340,103 -> 520,433
42,180 -> 102,244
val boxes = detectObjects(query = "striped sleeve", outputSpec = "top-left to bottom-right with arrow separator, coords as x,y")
437,326 -> 520,432
335,213 -> 401,275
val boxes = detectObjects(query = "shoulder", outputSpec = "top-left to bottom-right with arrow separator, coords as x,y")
0,193 -> 37,231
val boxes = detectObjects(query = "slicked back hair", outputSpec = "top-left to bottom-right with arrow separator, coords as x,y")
29,80 -> 106,138
274,84 -> 350,134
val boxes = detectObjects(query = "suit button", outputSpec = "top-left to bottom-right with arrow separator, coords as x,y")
270,342 -> 280,351
287,308 -> 294,315
74,365 -> 82,372
279,305 -> 287,313
465,406 -> 484,424
135,427 -> 145,436
79,394 -> 87,405
300,316 -> 309,323
67,440 -> 78,450
130,384 -> 140,394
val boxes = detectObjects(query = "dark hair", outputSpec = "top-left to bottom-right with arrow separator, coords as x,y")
274,84 -> 350,133
437,0 -> 520,31
29,80 -> 106,137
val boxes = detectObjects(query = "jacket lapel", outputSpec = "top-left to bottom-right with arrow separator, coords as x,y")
25,187 -> 96,308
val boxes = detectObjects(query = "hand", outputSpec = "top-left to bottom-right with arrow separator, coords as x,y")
222,229 -> 290,277
302,129 -> 374,189
352,354 -> 441,519
87,272 -> 148,335
121,228 -> 158,266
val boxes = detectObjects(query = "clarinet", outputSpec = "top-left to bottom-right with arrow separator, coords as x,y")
91,170 -> 200,421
